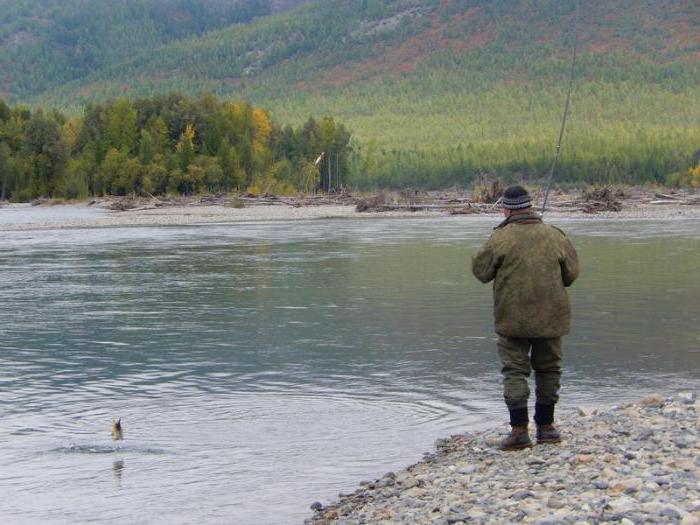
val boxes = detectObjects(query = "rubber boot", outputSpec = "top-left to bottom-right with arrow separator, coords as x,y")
536,424 -> 561,444
500,425 -> 532,451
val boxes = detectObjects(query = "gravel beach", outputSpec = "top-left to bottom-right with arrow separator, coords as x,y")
1,199 -> 700,231
307,394 -> 700,525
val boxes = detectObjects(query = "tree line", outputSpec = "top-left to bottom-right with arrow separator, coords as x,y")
1,89 -> 697,201
0,92 -> 351,201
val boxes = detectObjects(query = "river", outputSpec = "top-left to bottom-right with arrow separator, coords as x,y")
1,215 -> 698,524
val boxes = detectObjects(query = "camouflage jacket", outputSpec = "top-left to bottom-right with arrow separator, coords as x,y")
472,212 -> 579,338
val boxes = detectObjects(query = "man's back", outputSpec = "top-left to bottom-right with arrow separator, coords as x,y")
472,216 -> 579,338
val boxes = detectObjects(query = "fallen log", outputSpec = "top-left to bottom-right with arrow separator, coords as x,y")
581,200 -> 623,213
356,201 -> 468,213
449,206 -> 482,215
654,192 -> 682,200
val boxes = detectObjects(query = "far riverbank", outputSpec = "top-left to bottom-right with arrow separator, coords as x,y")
2,187 -> 700,230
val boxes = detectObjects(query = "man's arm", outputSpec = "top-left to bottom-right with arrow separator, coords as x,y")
559,237 -> 579,287
472,236 -> 500,283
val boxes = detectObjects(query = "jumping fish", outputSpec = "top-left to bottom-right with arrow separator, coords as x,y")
111,418 -> 123,441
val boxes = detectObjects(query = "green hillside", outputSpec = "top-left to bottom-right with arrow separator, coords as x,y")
0,0 -> 293,99
2,0 -> 699,187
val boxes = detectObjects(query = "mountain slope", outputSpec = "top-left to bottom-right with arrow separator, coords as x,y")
18,0 -> 698,101
0,0 -> 310,99
2,0 -> 699,186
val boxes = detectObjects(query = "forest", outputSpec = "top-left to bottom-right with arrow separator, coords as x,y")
1,91 -> 698,202
0,93 -> 351,201
1,0 -> 698,194
0,0 -> 284,99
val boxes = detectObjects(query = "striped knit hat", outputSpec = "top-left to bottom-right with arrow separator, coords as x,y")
502,185 -> 532,210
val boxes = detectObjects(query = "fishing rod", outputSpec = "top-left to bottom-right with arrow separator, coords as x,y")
541,5 -> 579,214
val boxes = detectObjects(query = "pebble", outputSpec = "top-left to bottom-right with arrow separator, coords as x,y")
468,509 -> 487,519
636,428 -> 654,441
642,501 -> 664,513
547,496 -> 566,509
641,394 -> 665,407
612,478 -> 642,494
512,490 -> 535,500
660,506 -> 682,519
675,434 -> 697,448
608,495 -> 636,512
678,392 -> 696,403
306,397 -> 700,525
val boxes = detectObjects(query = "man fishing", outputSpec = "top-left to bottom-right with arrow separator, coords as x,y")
472,185 -> 579,450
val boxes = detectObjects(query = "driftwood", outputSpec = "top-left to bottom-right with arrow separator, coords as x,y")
578,186 -> 624,213
580,200 -> 623,213
471,177 -> 505,204
356,190 -> 478,212
107,200 -> 138,211
654,192 -> 682,201
31,186 -> 698,215
449,206 -> 483,215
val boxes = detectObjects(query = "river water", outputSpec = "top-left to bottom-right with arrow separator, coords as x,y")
1,215 -> 699,524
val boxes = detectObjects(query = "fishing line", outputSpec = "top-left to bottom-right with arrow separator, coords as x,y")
541,2 -> 579,214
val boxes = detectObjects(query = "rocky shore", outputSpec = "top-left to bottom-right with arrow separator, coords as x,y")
306,394 -> 699,525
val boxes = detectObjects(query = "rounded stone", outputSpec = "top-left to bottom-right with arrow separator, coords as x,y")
641,394 -> 665,408
660,507 -> 682,520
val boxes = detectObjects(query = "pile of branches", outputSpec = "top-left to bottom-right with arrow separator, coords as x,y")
471,176 -> 505,204
106,199 -> 140,211
580,185 -> 624,213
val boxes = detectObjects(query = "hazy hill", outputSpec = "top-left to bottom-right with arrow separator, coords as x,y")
1,0 -> 699,186
0,0 -> 309,99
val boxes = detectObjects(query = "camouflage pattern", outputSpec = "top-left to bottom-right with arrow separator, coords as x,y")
497,335 -> 562,409
472,212 -> 579,338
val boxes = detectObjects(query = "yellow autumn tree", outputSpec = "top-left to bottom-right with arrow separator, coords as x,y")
176,124 -> 196,170
251,107 -> 272,156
